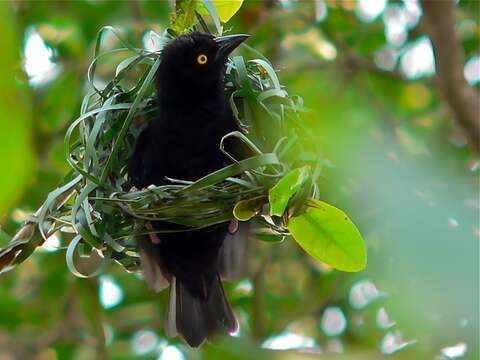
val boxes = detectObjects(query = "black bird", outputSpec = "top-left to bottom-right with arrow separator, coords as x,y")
128,32 -> 249,347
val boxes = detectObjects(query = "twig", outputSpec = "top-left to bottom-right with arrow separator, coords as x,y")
421,0 -> 480,153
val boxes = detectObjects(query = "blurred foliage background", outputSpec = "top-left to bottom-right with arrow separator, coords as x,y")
0,0 -> 478,359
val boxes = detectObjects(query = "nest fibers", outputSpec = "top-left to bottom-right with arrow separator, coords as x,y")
0,26 -> 312,277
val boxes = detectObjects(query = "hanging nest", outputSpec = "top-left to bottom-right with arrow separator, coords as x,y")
0,25 -> 319,277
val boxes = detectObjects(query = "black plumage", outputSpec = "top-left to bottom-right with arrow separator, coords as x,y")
128,32 -> 249,347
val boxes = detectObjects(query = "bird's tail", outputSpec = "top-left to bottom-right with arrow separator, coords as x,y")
165,273 -> 237,347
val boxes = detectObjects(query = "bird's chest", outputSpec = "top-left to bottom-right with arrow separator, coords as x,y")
153,108 -> 229,181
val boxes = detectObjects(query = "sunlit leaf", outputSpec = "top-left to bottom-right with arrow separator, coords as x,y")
233,195 -> 267,221
172,0 -> 198,34
197,0 -> 244,23
269,165 -> 311,216
288,199 -> 366,272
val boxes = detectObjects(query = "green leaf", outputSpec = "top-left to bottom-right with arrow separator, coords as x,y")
197,0 -> 244,23
269,165 -> 311,216
287,199 -> 366,272
253,227 -> 285,243
172,0 -> 198,34
233,195 -> 267,221
66,234 -> 109,278
201,0 -> 222,34
214,0 -> 244,22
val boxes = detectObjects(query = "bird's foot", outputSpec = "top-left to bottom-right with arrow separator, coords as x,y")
228,219 -> 239,234
145,222 -> 161,244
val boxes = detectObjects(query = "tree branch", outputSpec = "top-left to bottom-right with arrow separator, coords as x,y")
421,0 -> 480,153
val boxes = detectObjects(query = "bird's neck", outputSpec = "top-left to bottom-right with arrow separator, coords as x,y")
156,79 -> 226,112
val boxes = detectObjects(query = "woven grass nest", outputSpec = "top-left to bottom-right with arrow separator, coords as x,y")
0,23 -> 366,277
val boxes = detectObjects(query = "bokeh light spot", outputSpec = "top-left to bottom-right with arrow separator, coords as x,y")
40,232 -> 61,252
262,332 -> 317,350
315,0 -> 328,23
349,280 -> 386,309
11,209 -> 29,223
402,0 -> 422,29
448,217 -> 459,228
374,46 -> 399,71
356,0 -> 387,23
464,55 -> 480,85
104,324 -> 114,346
157,345 -> 185,360
441,342 -> 467,359
385,18 -> 407,47
380,331 -> 417,355
400,36 -> 435,79
321,306 -> 347,337
403,83 -> 431,110
23,27 -> 59,86
234,279 -> 253,296
376,307 -> 396,329
131,329 -> 159,356
99,275 -> 124,309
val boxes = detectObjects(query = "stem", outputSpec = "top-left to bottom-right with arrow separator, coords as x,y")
76,278 -> 109,360
252,261 -> 267,340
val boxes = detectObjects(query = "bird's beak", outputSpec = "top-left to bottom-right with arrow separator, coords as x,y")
215,34 -> 249,60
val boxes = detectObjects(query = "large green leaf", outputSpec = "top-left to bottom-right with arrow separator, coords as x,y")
198,0 -> 244,23
0,4 -> 36,216
287,199 -> 366,272
173,0 -> 243,34
269,165 -> 311,216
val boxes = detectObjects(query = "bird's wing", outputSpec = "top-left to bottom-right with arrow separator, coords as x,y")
218,221 -> 251,281
137,234 -> 169,292
128,123 -> 152,189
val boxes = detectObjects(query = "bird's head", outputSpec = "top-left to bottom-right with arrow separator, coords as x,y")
156,32 -> 249,98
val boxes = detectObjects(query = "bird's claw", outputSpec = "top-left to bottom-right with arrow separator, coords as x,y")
228,220 -> 239,234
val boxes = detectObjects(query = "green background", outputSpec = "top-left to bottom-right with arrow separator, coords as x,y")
0,1 -> 478,359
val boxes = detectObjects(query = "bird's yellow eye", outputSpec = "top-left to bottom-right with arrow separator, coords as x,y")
197,54 -> 208,65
